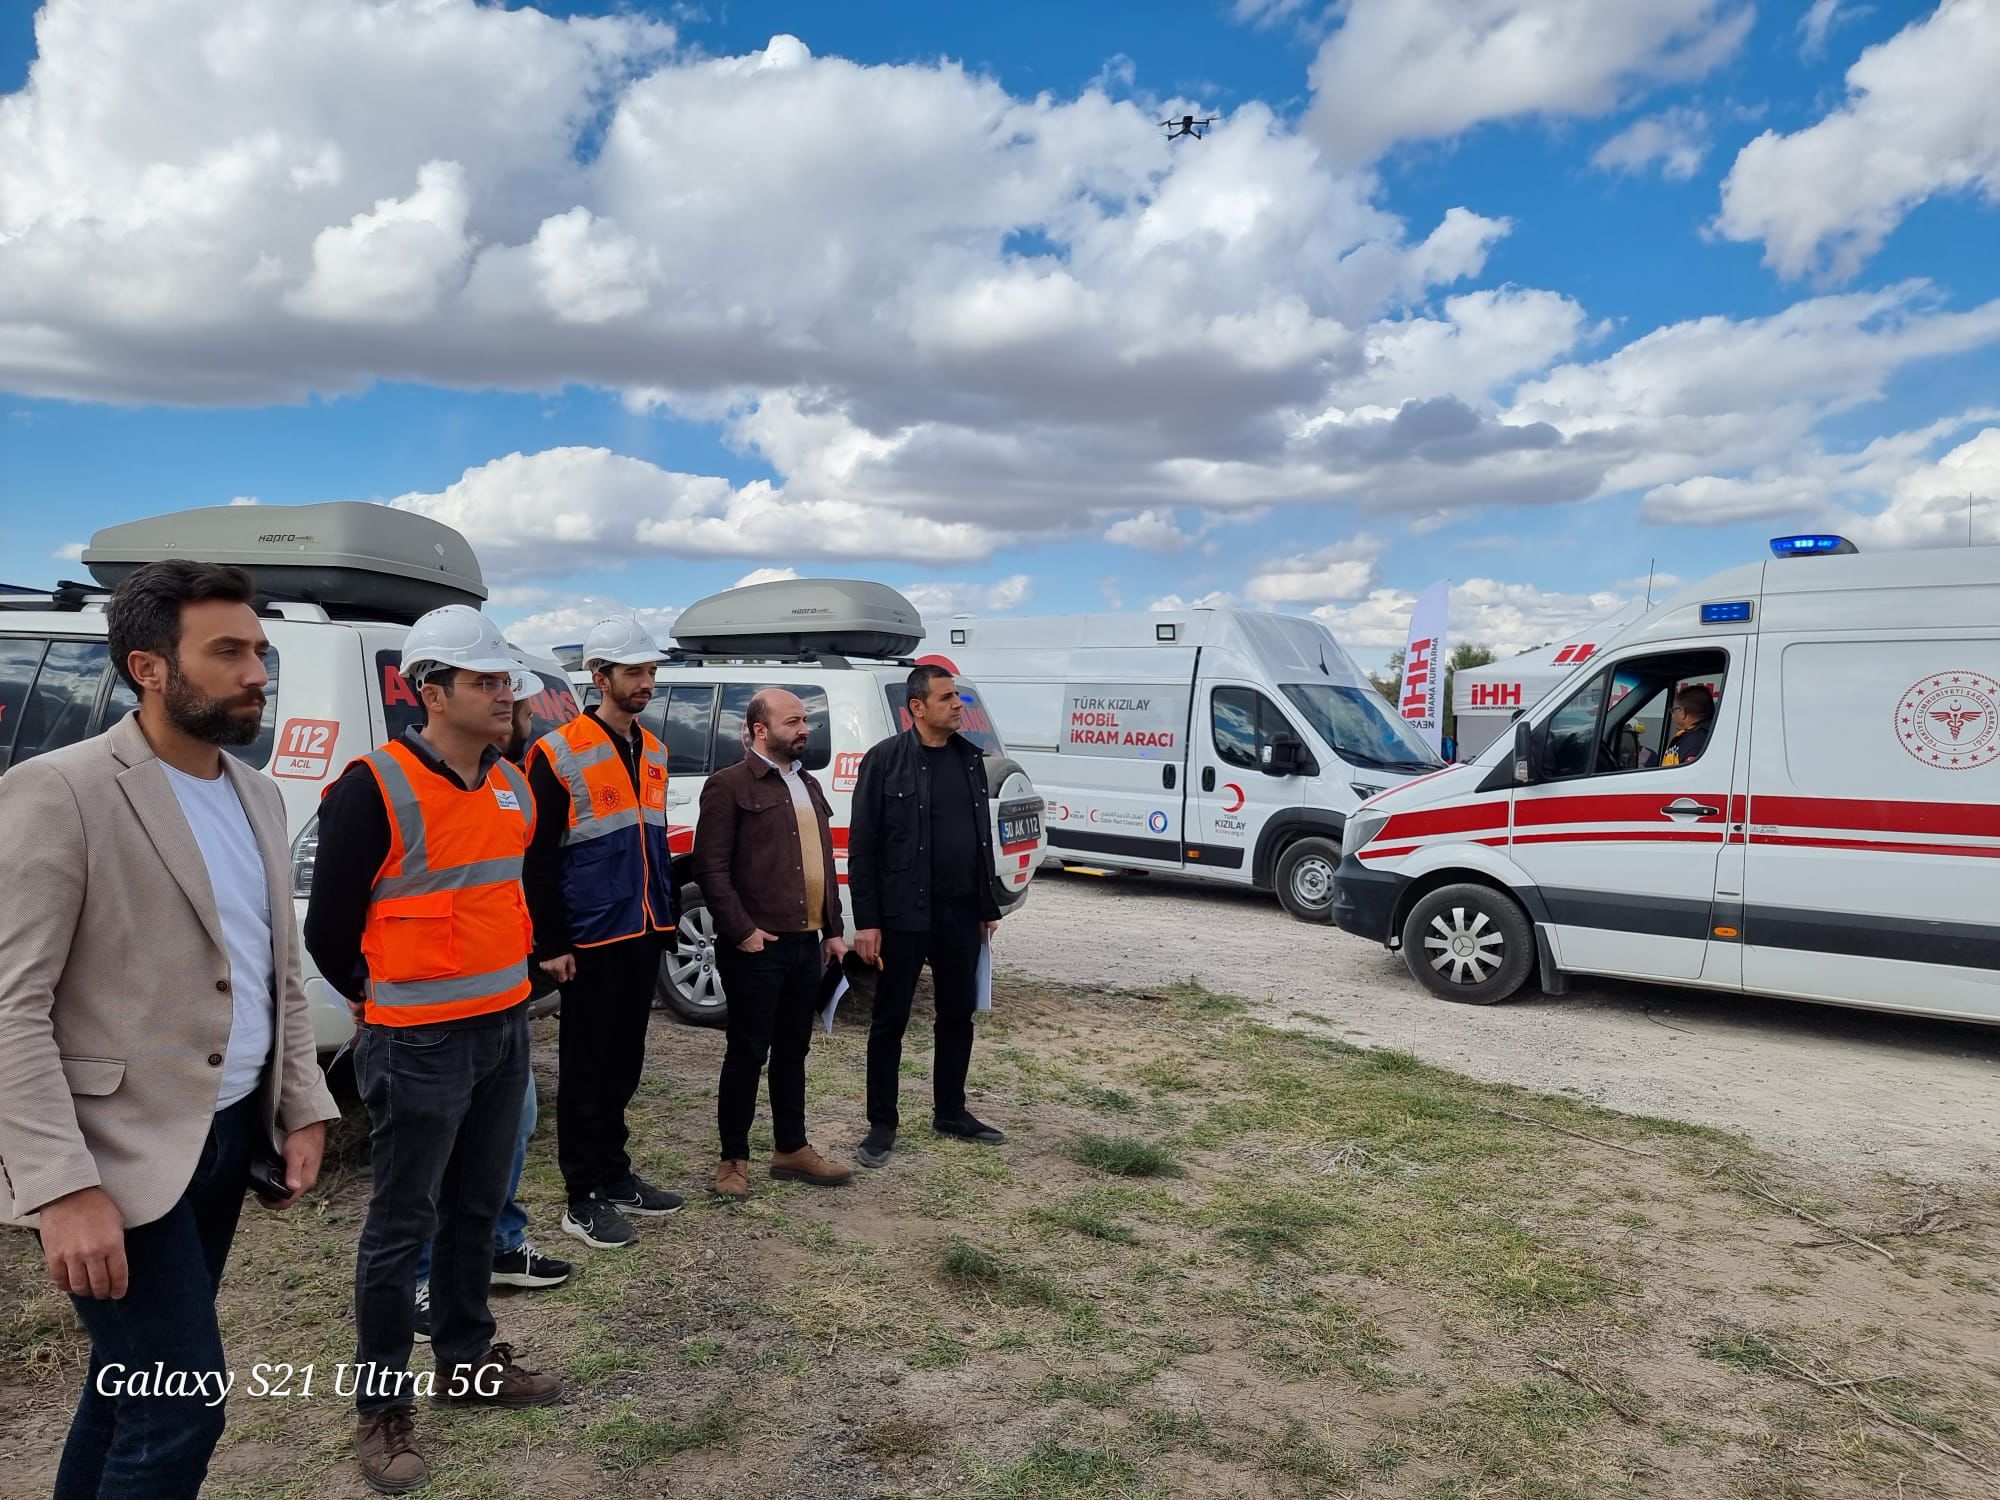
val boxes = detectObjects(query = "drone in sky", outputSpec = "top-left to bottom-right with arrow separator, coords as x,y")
1160,114 -> 1217,141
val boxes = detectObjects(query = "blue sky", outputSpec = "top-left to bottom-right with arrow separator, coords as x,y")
3,0 -> 1996,663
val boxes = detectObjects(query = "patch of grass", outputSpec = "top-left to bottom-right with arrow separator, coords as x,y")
1259,1418 -> 1356,1492
1033,1198 -> 1140,1245
1130,1055 -> 1201,1092
569,1343 -> 650,1387
1072,1134 -> 1181,1178
976,1439 -> 1142,1499
910,1330 -> 970,1368
938,1238 -> 1069,1309
848,1417 -> 944,1464
1069,1083 -> 1141,1114
1034,1371 -> 1129,1408
1153,979 -> 1249,1019
587,1402 -> 739,1468
676,1335 -> 724,1368
1700,1328 -> 1783,1374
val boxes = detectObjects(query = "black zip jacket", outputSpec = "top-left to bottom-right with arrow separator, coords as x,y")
847,728 -> 1001,932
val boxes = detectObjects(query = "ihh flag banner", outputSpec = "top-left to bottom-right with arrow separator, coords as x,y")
1400,580 -> 1449,756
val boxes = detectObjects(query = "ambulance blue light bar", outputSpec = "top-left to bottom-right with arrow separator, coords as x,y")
1701,601 -> 1753,624
1769,533 -> 1857,558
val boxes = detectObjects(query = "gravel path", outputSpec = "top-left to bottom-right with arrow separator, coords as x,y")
999,870 -> 1999,1185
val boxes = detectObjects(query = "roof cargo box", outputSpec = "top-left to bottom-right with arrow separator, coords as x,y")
82,502 -> 485,622
672,578 -> 923,659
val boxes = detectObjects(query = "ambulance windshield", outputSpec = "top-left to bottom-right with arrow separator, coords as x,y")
1279,682 -> 1440,774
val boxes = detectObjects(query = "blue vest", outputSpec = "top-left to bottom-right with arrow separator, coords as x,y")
534,716 -> 676,947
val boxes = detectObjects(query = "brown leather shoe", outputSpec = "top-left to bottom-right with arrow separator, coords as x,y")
355,1407 -> 428,1495
433,1343 -> 565,1408
712,1158 -> 750,1200
769,1143 -> 854,1186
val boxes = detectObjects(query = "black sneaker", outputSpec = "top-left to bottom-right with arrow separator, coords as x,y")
561,1199 -> 637,1249
412,1280 -> 431,1343
490,1242 -> 572,1289
933,1111 -> 1006,1145
856,1127 -> 896,1169
600,1175 -> 683,1217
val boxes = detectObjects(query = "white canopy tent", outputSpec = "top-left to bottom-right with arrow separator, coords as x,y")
1449,600 -> 1651,759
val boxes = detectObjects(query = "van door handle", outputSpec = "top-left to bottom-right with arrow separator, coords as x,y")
1661,798 -> 1719,819
1163,764 -> 1176,790
1201,767 -> 1215,792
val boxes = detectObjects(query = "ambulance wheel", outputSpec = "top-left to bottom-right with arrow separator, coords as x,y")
657,883 -> 728,1027
1400,884 -> 1533,1005
1275,837 -> 1341,923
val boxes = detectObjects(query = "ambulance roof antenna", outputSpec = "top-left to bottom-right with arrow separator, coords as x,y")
1645,559 -> 1655,607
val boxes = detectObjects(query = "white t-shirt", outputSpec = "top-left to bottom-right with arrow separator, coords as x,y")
162,762 -> 275,1111
754,748 -> 810,808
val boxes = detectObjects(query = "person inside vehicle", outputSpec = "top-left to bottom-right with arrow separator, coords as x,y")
1660,684 -> 1714,768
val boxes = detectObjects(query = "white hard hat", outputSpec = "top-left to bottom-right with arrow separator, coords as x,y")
581,616 -> 669,668
508,659 -> 536,698
401,605 -> 519,680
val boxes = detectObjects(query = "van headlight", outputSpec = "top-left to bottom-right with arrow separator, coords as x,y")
1343,807 -> 1389,857
291,814 -> 319,898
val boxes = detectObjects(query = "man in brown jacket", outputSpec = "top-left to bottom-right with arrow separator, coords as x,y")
693,688 -> 852,1199
0,561 -> 339,1500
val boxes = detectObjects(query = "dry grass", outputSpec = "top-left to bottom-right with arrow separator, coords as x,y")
2,976 -> 1997,1499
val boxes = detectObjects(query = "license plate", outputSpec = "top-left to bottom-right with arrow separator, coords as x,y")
999,813 -> 1043,846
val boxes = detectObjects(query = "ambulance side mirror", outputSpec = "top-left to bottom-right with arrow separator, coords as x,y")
1512,721 -> 1541,785
1260,733 -> 1306,777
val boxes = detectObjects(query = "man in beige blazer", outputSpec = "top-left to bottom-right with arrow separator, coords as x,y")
0,560 -> 339,1500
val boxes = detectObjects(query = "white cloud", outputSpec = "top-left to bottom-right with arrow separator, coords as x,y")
1104,510 -> 1193,552
53,541 -> 84,561
488,584 -> 553,608
1717,0 -> 2000,280
1799,0 -> 1867,58
1303,0 -> 1749,163
1591,107 -> 1710,181
286,159 -> 472,323
504,597 -> 681,653
902,574 -> 1033,621
389,447 -> 999,571
227,495 -> 260,506
733,566 -> 799,588
1244,534 -> 1386,604
1313,576 -> 1631,659
1147,590 -> 1239,610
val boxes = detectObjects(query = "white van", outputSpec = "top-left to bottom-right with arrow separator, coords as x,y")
934,608 -> 1441,921
1333,536 -> 2000,1024
0,504 -> 583,1059
564,579 -> 1050,1025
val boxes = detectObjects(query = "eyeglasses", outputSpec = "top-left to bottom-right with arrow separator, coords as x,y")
456,673 -> 512,695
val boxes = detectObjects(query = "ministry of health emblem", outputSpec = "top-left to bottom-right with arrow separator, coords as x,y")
1896,671 -> 2000,769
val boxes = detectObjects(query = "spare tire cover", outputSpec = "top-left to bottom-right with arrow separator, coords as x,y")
986,754 -> 1047,912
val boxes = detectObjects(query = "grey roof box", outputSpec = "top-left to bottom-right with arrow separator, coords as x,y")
83,502 -> 485,622
672,578 -> 923,659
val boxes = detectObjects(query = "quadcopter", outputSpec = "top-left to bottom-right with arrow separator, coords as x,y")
1160,114 -> 1217,141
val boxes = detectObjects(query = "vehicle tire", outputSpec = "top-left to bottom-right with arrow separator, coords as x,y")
656,881 -> 728,1027
985,753 -> 1041,914
1399,883 -> 1534,1005
1274,836 -> 1341,923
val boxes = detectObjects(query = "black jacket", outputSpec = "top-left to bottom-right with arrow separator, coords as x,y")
848,728 -> 1001,932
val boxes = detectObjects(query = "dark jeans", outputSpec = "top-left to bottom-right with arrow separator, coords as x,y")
51,1094 -> 257,1500
416,1068 -> 536,1281
868,905 -> 982,1132
715,932 -> 823,1161
352,1007 -> 529,1411
555,935 -> 659,1205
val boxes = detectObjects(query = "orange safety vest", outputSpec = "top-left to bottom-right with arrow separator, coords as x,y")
355,738 -> 535,1027
532,715 -> 675,948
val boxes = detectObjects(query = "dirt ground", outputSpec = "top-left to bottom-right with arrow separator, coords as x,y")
4,973 -> 1997,1500
1003,871 -> 2000,1186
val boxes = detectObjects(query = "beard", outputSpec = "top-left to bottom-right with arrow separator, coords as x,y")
163,657 -> 265,747
608,683 -> 652,716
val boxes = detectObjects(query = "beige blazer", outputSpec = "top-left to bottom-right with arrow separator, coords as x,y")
0,712 -> 339,1228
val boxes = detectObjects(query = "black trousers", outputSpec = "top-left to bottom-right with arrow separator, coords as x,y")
555,934 -> 661,1205
352,1008 -> 529,1410
868,903 -> 982,1131
50,1095 -> 256,1500
715,932 -> 823,1161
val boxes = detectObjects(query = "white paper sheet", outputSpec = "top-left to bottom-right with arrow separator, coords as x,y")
975,936 -> 993,1013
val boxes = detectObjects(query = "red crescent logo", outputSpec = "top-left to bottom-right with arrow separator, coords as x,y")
1222,783 -> 1245,813
1088,808 -> 1100,823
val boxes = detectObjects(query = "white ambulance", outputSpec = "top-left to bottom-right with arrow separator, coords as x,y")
934,608 -> 1442,921
0,503 -> 582,1059
563,578 -> 1049,1025
1333,536 -> 2000,1024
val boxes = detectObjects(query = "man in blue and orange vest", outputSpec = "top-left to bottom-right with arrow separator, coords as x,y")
306,605 -> 563,1496
523,617 -> 680,1252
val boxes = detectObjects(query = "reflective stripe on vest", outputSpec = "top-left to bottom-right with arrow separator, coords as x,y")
356,740 -> 534,1024
534,717 -> 675,947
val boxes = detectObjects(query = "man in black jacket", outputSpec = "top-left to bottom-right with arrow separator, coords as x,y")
849,665 -> 1004,1169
